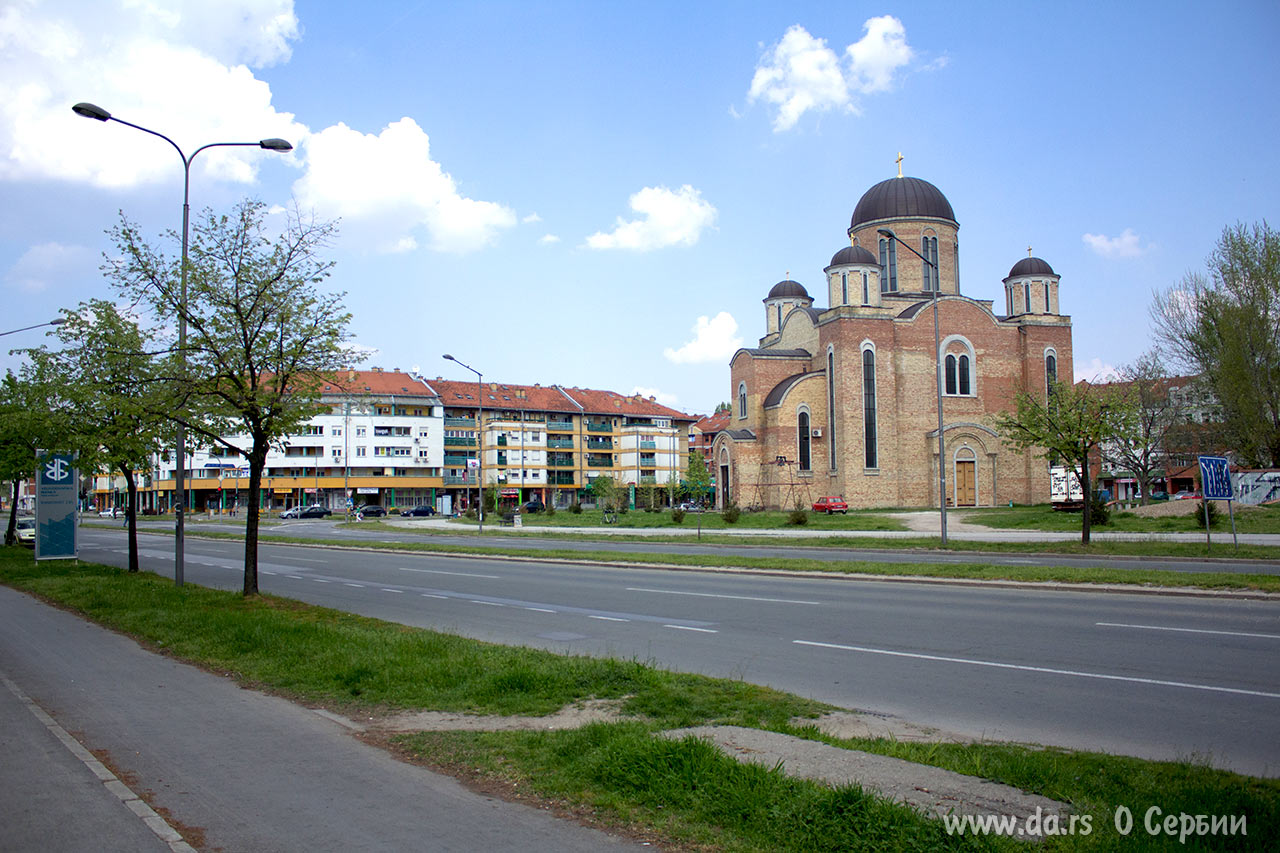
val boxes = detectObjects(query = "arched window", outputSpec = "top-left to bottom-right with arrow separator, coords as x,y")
827,347 -> 837,470
959,354 -> 971,395
945,354 -> 958,395
738,382 -> 747,419
798,410 -> 811,471
862,348 -> 877,468
1045,285 -> 1051,313
777,304 -> 783,328
921,235 -> 939,291
942,337 -> 977,397
1024,282 -> 1031,313
841,273 -> 848,305
1045,353 -> 1057,396
953,241 -> 960,291
878,237 -> 897,292
861,272 -> 869,305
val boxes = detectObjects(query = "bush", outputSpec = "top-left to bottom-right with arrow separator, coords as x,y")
544,504 -> 556,518
463,508 -> 477,520
568,502 -> 582,514
787,507 -> 809,526
1088,496 -> 1110,526
722,503 -> 740,524
671,508 -> 686,524
1195,499 -> 1222,529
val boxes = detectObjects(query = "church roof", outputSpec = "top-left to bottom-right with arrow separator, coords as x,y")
827,245 -> 878,268
724,429 -> 756,441
763,372 -> 819,408
1005,256 -> 1056,279
765,279 -> 810,300
736,347 -> 811,359
851,176 -> 956,229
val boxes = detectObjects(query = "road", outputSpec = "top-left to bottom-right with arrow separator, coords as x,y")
74,527 -> 1280,778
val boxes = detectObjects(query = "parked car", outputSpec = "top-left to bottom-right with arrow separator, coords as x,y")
356,505 -> 387,517
16,517 -> 35,546
520,498 -> 545,513
98,507 -> 121,518
1172,490 -> 1202,500
677,501 -> 704,512
400,505 -> 436,517
812,495 -> 849,514
298,505 -> 332,518
1148,490 -> 1170,502
279,507 -> 302,519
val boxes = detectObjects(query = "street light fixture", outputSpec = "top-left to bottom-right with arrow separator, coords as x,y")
878,229 -> 948,544
73,101 -> 292,586
0,318 -> 66,337
443,354 -> 484,533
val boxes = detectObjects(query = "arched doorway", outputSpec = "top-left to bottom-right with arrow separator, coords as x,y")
953,446 -> 977,506
718,447 -> 731,509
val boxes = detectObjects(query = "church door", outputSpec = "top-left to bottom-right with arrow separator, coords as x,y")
955,461 -> 976,506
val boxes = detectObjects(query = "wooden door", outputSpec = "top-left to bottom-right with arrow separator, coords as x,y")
955,461 -> 976,506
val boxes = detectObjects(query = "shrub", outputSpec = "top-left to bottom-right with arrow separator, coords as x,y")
544,504 -> 556,518
671,508 -> 686,524
788,507 -> 809,526
1088,496 -> 1110,526
464,508 -> 477,520
1195,499 -> 1222,529
722,503 -> 740,524
569,502 -> 582,514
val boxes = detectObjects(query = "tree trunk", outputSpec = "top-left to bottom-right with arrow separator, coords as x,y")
1080,447 -> 1092,545
4,479 -> 18,546
123,468 -> 139,572
243,447 -> 265,596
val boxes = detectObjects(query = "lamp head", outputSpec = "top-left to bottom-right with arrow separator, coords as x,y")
442,354 -> 455,361
72,102 -> 111,121
877,229 -> 893,239
259,138 -> 292,151
49,318 -> 67,327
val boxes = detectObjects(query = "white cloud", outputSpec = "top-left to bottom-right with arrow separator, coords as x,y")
1082,228 -> 1148,259
586,185 -> 717,251
292,118 -> 516,253
1074,357 -> 1118,383
522,213 -> 542,223
748,19 -> 914,132
631,386 -> 679,406
5,241 -> 96,292
538,234 -> 561,245
663,312 -> 743,364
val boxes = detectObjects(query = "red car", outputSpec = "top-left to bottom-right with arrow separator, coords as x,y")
812,496 -> 849,514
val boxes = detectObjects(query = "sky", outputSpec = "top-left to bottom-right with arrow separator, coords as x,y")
3,0 -> 1278,417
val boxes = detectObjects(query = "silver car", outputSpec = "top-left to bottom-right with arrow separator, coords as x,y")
16,517 -> 35,546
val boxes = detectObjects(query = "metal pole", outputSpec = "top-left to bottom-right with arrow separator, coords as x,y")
477,372 -> 484,533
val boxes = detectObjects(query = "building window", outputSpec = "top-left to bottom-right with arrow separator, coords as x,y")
332,427 -> 342,437
862,348 -> 877,468
1045,285 -> 1051,313
862,272 -> 869,305
841,273 -> 848,305
1024,282 -> 1031,313
827,348 -> 837,470
738,382 -> 747,419
1046,352 -> 1058,395
959,355 -> 971,395
945,354 -> 958,395
954,241 -> 960,291
355,446 -> 366,457
355,427 -> 366,437
797,410 -> 811,471
878,236 -> 897,292
921,236 -> 939,291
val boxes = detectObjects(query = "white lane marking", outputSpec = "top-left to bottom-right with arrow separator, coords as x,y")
283,557 -> 326,563
422,594 -> 448,599
472,601 -> 505,607
261,571 -> 277,576
626,587 -> 820,605
343,583 -> 364,588
794,640 -> 1280,700
589,615 -> 629,622
665,625 -> 718,633
381,589 -> 403,594
525,607 -> 556,613
287,575 -> 304,580
1007,559 -> 1039,564
1097,622 -> 1280,640
312,579 -> 331,584
400,567 -> 500,579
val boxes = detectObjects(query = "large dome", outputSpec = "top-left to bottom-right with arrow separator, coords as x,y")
1006,257 -> 1056,279
766,279 -> 810,300
851,177 -> 956,229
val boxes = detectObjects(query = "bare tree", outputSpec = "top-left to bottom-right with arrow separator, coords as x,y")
1100,351 -> 1183,505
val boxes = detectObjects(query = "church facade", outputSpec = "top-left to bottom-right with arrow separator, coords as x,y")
712,170 -> 1072,510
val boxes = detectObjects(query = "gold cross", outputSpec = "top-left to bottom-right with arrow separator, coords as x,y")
896,152 -> 904,177
1028,245 -> 1033,257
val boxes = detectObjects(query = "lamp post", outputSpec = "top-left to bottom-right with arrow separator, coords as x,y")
443,354 -> 484,532
1,318 -> 66,337
73,102 -> 291,586
879,229 -> 948,544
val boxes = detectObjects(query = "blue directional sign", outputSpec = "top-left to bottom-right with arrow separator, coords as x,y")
35,451 -> 79,560
1198,456 -> 1233,501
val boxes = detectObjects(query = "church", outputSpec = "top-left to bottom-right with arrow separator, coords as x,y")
712,164 -> 1073,510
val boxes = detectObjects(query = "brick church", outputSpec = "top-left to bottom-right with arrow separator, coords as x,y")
712,166 -> 1073,510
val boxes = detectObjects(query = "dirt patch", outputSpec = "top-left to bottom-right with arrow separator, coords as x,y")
374,697 -> 634,733
795,710 -> 974,743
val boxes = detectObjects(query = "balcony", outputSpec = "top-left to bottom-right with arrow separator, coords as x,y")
546,420 -> 574,432
547,438 -> 574,449
548,472 -> 576,485
639,475 -> 657,484
639,441 -> 657,450
496,436 -> 507,446
547,457 -> 575,468
443,454 -> 472,466
586,423 -> 612,433
588,457 -> 613,468
586,439 -> 613,450
444,474 -> 476,485
443,436 -> 476,447
444,417 -> 475,428
495,453 -> 508,466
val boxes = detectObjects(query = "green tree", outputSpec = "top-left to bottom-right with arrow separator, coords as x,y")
1100,351 -> 1183,506
0,366 -> 72,545
24,301 -> 168,572
685,449 -> 712,505
107,200 -> 351,595
994,380 -> 1125,544
1152,221 -> 1280,466
588,474 -> 617,510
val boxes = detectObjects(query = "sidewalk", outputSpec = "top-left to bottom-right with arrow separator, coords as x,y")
0,586 -> 646,852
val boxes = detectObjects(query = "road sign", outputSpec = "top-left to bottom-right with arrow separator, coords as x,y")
35,451 -> 78,560
1198,456 -> 1233,500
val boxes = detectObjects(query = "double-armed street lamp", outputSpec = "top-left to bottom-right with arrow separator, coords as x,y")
878,229 -> 948,544
0,318 -> 66,337
442,354 -> 484,532
73,101 -> 292,586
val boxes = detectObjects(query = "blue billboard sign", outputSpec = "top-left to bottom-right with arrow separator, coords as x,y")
35,452 -> 79,560
1198,456 -> 1233,501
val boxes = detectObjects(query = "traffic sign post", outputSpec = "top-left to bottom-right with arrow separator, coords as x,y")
1197,456 -> 1237,551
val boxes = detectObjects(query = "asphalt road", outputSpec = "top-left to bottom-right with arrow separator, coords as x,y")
78,528 -> 1280,778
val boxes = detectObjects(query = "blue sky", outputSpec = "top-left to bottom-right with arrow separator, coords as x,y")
3,1 -> 1278,416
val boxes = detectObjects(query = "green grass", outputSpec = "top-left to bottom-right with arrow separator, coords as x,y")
5,549 -> 1275,851
487,506 -> 910,531
959,503 -> 1280,535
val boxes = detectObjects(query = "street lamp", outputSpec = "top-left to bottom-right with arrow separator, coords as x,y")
443,354 -> 484,532
879,229 -> 948,544
1,318 -> 66,337
74,102 -> 291,586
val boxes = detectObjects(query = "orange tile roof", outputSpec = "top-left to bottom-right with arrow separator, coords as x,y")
320,369 -> 436,397
558,386 -> 694,421
425,378 -> 581,413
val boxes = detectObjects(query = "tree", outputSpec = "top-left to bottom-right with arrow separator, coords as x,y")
1152,221 -> 1280,467
684,449 -> 712,505
24,301 -> 168,572
1100,351 -> 1183,505
0,367 -> 72,545
994,380 -> 1125,544
588,474 -> 618,510
107,200 -> 351,595
713,401 -> 731,414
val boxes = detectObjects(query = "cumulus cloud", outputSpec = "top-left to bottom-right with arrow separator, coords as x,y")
293,118 -> 516,253
538,234 -> 561,245
747,18 -> 914,132
663,312 -> 743,364
521,213 -> 542,224
1082,228 -> 1148,259
1074,357 -> 1118,383
586,185 -> 717,251
5,242 -> 96,292
631,386 -> 679,406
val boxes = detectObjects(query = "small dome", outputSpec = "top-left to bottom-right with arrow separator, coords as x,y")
1006,257 -> 1056,279
851,176 -> 956,229
828,245 -> 878,268
766,279 -> 810,300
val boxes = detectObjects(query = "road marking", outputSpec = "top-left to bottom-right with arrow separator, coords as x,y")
312,579 -> 330,583
343,583 -> 364,588
793,640 -> 1280,700
261,571 -> 277,576
525,607 -> 556,613
665,625 -> 718,633
472,601 -> 505,607
1007,559 -> 1039,564
422,594 -> 448,599
400,567 -> 500,579
1097,622 -> 1280,640
286,575 -> 303,580
589,615 -> 629,622
381,589 -> 403,594
283,556 -> 326,563
627,587 -> 820,605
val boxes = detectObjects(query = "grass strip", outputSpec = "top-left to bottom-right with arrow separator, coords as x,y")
3,550 -> 1276,851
